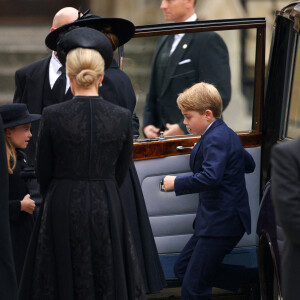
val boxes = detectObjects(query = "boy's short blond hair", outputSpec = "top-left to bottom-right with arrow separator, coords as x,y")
177,82 -> 223,118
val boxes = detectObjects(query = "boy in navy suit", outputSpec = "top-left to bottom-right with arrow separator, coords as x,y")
163,82 -> 255,299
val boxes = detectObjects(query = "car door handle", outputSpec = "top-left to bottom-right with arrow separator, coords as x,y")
159,179 -> 174,192
176,146 -> 193,151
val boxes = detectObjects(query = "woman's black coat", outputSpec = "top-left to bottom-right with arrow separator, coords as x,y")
100,59 -> 140,137
100,60 -> 166,293
19,96 -> 146,300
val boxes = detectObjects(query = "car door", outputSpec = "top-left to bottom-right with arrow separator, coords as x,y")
122,17 -> 266,292
258,2 -> 300,299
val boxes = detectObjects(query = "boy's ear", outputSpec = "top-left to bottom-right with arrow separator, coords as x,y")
204,109 -> 214,120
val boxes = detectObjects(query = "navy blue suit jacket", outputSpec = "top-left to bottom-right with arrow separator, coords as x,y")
175,119 -> 255,237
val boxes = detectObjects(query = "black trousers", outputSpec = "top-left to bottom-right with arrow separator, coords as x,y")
174,234 -> 243,299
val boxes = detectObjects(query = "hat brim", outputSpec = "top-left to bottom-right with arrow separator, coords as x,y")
3,114 -> 41,129
45,16 -> 135,51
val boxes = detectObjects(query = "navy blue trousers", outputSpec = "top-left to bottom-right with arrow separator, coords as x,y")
174,234 -> 243,299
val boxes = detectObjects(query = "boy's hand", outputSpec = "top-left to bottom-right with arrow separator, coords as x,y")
21,194 -> 35,214
163,176 -> 176,192
164,123 -> 184,137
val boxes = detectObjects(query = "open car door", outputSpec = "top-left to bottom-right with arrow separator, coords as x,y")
122,17 -> 266,294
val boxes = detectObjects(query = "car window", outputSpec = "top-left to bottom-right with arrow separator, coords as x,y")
122,21 -> 265,140
287,35 -> 300,138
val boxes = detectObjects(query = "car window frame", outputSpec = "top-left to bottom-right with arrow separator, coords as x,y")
281,28 -> 298,140
124,18 -> 266,160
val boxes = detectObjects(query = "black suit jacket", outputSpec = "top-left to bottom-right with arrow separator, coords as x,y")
271,136 -> 300,300
13,57 -> 51,166
14,56 -> 51,114
143,31 -> 231,132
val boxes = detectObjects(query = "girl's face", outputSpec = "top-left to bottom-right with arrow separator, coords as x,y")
182,110 -> 215,136
6,123 -> 32,149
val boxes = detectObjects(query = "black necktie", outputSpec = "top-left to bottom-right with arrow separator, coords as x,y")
52,66 -> 66,101
167,34 -> 175,56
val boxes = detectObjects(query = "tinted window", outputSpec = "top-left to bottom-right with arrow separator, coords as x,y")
123,28 -> 258,138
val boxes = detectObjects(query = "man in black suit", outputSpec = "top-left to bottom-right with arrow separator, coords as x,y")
271,136 -> 300,300
143,0 -> 231,138
13,7 -> 79,166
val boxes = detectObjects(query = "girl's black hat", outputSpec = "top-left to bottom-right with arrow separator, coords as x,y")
45,13 -> 135,51
0,104 -> 41,129
56,27 -> 113,69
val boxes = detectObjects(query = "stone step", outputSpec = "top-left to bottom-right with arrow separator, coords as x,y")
0,51 -> 48,68
0,26 -> 49,51
0,72 -> 14,92
0,92 -> 14,105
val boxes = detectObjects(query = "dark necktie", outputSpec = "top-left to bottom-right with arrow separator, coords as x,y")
167,34 -> 175,56
52,66 -> 66,101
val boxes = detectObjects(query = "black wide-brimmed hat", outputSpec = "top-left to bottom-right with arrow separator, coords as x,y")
56,27 -> 113,69
45,12 -> 135,51
0,104 -> 41,129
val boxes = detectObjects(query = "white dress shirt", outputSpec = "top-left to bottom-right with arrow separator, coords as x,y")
203,120 -> 215,136
49,52 -> 70,93
170,13 -> 198,55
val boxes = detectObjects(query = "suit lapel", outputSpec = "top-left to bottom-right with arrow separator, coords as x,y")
25,57 -> 51,114
161,33 -> 194,97
190,119 -> 224,171
147,36 -> 168,95
155,36 -> 169,60
190,136 -> 202,171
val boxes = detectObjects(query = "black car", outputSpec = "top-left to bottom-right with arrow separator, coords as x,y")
120,1 -> 300,298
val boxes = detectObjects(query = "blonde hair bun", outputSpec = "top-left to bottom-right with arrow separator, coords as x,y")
76,69 -> 98,87
66,48 -> 105,87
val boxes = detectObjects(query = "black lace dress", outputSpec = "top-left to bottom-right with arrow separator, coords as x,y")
19,96 -> 146,300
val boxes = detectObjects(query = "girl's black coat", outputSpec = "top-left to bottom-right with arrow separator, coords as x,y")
0,117 -> 18,299
8,150 -> 34,284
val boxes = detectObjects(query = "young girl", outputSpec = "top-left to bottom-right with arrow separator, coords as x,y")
0,103 -> 40,284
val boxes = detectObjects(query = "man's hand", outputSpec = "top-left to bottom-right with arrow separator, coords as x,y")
163,176 -> 176,192
164,123 -> 184,137
144,125 -> 160,138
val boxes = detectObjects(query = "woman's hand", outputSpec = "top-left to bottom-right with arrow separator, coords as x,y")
21,194 -> 35,214
163,176 -> 176,192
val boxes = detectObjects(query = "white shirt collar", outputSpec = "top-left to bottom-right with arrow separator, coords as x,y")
169,14 -> 197,55
185,13 -> 197,22
49,52 -> 70,92
203,120 -> 215,136
51,52 -> 62,74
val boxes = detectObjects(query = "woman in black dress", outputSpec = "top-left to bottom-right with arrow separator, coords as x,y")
45,14 -> 166,293
19,28 -> 145,300
0,104 -> 40,284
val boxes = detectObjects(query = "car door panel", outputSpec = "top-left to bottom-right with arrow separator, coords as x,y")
134,145 -> 261,254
